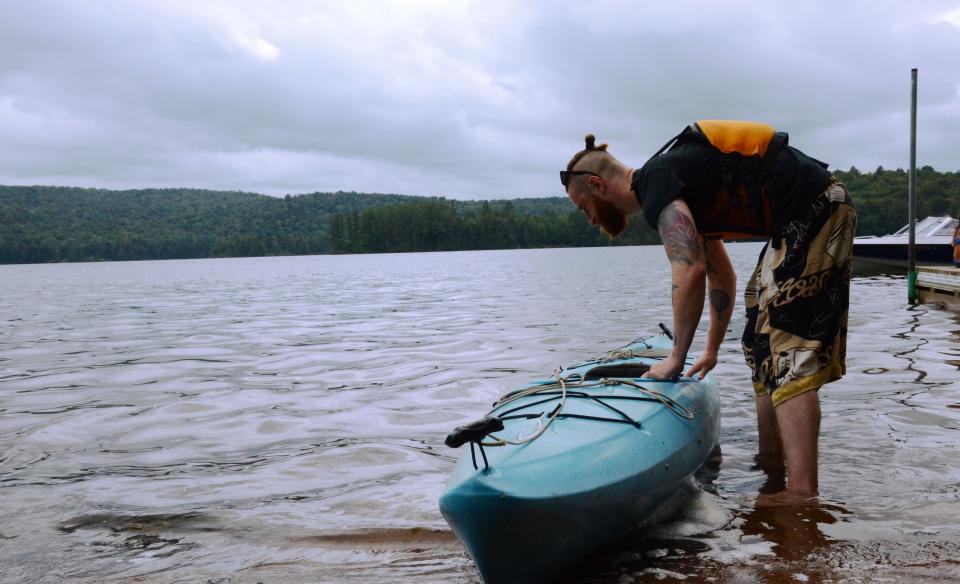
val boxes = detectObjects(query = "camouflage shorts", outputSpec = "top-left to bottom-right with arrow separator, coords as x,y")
742,182 -> 857,406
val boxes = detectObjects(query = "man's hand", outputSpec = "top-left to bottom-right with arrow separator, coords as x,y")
685,350 -> 718,380
643,354 -> 685,380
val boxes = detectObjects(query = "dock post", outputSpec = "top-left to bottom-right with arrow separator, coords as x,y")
908,68 -> 918,303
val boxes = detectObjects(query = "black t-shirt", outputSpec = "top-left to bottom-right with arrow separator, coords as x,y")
631,139 -> 833,233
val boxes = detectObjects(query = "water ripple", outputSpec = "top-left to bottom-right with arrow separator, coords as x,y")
1,249 -> 958,582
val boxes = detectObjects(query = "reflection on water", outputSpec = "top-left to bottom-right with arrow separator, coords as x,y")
739,498 -> 850,562
1,247 -> 959,583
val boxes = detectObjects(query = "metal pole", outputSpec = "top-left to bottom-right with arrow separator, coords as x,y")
908,68 -> 918,303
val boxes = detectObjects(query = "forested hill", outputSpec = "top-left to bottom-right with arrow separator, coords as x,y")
0,185 -> 611,263
833,166 -> 959,235
1,165 -> 959,264
0,187 -> 409,263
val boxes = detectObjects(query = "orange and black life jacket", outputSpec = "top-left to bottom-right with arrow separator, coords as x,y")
652,120 -> 789,243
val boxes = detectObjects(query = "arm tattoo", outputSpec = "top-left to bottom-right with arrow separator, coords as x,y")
710,289 -> 730,318
658,202 -> 703,267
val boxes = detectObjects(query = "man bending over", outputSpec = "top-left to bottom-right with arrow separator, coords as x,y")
560,121 -> 856,496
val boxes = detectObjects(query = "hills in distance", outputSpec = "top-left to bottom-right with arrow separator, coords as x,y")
0,165 -> 957,264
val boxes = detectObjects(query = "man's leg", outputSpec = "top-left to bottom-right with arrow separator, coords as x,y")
754,183 -> 855,500
754,393 -> 786,494
774,390 -> 821,494
742,247 -> 781,474
755,394 -> 783,467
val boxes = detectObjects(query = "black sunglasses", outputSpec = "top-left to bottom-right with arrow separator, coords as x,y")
559,170 -> 601,188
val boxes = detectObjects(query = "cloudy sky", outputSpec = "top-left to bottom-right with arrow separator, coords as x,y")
2,0 -> 958,199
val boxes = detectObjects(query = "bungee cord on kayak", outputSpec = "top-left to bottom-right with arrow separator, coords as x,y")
445,330 -> 697,471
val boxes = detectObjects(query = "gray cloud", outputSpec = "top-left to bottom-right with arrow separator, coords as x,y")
1,0 -> 958,199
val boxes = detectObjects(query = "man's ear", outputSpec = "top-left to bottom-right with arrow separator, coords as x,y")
588,175 -> 605,196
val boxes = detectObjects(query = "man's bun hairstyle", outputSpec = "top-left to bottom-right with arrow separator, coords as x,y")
567,133 -> 609,171
583,133 -> 608,152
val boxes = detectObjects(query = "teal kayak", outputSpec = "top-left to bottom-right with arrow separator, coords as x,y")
439,332 -> 721,583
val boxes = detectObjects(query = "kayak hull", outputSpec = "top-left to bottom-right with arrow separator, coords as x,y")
439,335 -> 721,583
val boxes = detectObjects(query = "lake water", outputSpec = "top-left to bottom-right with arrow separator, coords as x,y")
1,245 -> 958,584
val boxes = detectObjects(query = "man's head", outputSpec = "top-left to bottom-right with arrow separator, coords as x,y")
561,134 -> 636,238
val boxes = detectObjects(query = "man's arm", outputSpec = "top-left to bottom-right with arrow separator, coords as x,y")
686,238 -> 736,379
644,199 -> 706,380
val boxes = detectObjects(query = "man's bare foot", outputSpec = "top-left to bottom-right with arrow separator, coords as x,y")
755,488 -> 819,507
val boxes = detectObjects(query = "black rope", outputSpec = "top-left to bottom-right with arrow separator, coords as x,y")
501,413 -> 642,428
555,413 -> 642,427
585,395 -> 643,426
499,413 -> 544,420
495,390 -> 662,418
469,441 -> 491,471
495,390 -> 649,429
495,391 -> 592,417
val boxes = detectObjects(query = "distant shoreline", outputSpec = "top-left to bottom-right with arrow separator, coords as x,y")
2,167 -> 957,264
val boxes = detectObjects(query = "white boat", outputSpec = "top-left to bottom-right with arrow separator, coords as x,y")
853,216 -> 958,272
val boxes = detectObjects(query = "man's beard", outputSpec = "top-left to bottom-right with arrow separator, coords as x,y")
594,196 -> 627,237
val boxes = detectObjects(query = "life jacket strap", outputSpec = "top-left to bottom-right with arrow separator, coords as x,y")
649,124 -> 698,159
762,132 -> 789,248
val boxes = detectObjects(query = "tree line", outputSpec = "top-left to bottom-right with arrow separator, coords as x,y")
833,166 -> 959,236
328,199 -> 659,253
0,187 -> 414,264
1,166 -> 958,264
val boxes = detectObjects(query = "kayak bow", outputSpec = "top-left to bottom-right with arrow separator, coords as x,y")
439,333 -> 721,583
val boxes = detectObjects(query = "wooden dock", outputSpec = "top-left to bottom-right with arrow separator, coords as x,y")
917,265 -> 960,309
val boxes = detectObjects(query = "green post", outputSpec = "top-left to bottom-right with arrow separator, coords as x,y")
908,68 -> 918,303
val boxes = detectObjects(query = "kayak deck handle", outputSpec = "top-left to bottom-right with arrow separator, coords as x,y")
445,416 -> 506,471
445,416 -> 505,449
